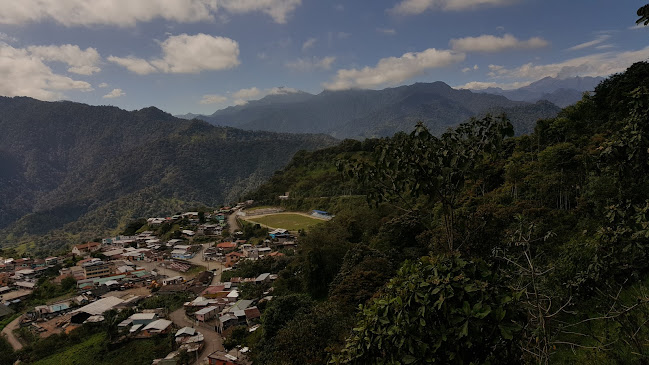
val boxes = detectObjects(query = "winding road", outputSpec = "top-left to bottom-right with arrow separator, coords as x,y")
170,308 -> 223,364
1,315 -> 23,351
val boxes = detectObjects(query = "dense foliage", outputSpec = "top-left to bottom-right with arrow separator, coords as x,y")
236,62 -> 649,364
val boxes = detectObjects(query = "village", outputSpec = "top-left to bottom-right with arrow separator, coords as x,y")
0,202 -> 324,365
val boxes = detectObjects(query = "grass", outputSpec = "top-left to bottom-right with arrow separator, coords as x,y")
246,205 -> 277,212
245,213 -> 324,231
33,332 -> 172,365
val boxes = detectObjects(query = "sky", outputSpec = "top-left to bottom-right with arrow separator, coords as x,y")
0,0 -> 647,115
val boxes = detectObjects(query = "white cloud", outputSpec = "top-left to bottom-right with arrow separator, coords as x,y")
218,0 -> 302,24
0,32 -> 17,43
377,28 -> 397,35
462,64 -> 479,72
199,86 -> 300,106
324,48 -> 465,90
0,0 -> 301,26
566,35 -> 611,51
391,0 -> 515,15
268,86 -> 299,95
302,37 -> 317,51
109,33 -> 240,74
482,46 -> 649,82
199,94 -> 228,104
0,44 -> 92,100
286,56 -> 336,71
455,80 -> 530,90
450,34 -> 548,53
27,44 -> 101,75
337,32 -> 351,39
98,83 -> 109,88
232,87 -> 261,99
103,88 -> 125,98
107,56 -> 158,75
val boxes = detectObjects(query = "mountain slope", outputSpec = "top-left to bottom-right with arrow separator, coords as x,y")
0,97 -> 336,250
181,82 -> 561,138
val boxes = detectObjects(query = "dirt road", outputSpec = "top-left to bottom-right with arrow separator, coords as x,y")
1,315 -> 23,351
170,308 -> 223,364
228,210 -> 240,234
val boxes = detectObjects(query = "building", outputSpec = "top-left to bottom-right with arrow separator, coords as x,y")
141,319 -> 173,337
207,350 -> 248,365
82,260 -> 111,279
72,242 -> 101,256
195,306 -> 219,322
225,252 -> 243,268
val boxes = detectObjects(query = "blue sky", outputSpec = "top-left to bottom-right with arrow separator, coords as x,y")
0,0 -> 647,115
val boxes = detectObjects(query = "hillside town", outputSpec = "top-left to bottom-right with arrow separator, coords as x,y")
0,203 -> 300,365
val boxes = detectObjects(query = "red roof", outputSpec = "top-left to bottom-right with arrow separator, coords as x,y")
75,242 -> 100,250
244,307 -> 261,320
217,242 -> 237,249
226,252 -> 243,257
201,285 -> 226,295
268,252 -> 285,257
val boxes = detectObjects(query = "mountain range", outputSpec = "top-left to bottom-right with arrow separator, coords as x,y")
0,97 -> 335,253
470,76 -> 604,107
177,77 -> 604,138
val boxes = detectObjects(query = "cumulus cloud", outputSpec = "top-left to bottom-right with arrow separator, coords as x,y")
98,83 -> 109,88
199,94 -> 229,104
455,80 -> 531,90
27,44 -> 101,75
108,33 -> 239,74
232,87 -> 261,99
566,35 -> 611,51
391,0 -> 515,15
323,48 -> 464,90
0,44 -> 92,100
286,56 -> 335,71
462,64 -> 479,72
0,0 -> 301,26
0,32 -> 17,43
450,34 -> 548,53
107,56 -> 158,75
486,47 -> 649,81
459,46 -> 649,90
199,86 -> 301,106
103,88 -> 125,98
302,37 -> 317,51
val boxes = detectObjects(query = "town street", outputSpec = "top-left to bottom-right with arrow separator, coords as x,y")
170,308 -> 224,365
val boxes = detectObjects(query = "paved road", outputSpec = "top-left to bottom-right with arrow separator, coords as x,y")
1,315 -> 23,351
170,308 -> 223,364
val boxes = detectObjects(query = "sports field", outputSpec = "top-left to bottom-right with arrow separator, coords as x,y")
245,213 -> 325,231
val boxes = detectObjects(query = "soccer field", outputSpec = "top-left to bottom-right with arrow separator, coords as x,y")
245,213 -> 325,231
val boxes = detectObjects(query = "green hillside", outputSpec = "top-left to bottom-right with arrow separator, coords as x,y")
0,97 -> 336,252
235,62 -> 649,364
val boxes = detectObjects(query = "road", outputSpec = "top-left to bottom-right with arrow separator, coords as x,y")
170,308 -> 223,364
1,315 -> 23,351
228,210 -> 240,234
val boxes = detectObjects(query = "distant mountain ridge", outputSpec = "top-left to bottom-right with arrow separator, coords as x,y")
180,81 -> 563,138
0,97 -> 335,252
472,76 -> 604,107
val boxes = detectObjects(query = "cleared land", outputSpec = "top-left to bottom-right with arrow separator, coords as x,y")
244,213 -> 325,231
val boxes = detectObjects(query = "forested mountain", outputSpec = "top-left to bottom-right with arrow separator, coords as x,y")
180,82 -> 561,138
0,97 -> 335,252
232,62 -> 649,364
473,76 -> 604,107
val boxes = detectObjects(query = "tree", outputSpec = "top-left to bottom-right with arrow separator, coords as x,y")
332,254 -> 524,364
638,4 -> 649,26
345,115 -> 513,251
